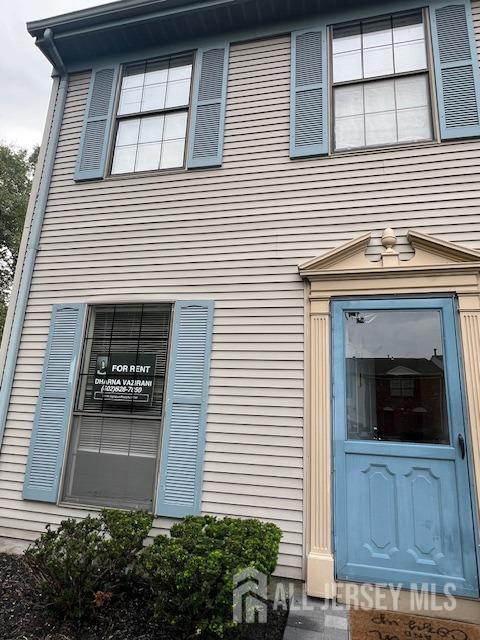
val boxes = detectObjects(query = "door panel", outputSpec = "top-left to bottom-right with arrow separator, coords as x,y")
333,298 -> 479,596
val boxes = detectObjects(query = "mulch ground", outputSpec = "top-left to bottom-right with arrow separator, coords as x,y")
0,553 -> 288,640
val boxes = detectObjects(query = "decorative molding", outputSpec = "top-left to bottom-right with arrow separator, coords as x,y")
299,228 -> 480,280
308,312 -> 335,598
458,308 -> 480,524
299,232 -> 372,274
309,314 -> 331,554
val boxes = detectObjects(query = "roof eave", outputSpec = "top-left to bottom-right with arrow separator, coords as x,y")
26,0 -> 232,38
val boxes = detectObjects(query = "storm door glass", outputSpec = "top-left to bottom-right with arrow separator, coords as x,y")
345,309 -> 449,444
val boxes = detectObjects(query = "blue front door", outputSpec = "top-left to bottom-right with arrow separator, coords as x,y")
332,297 -> 479,597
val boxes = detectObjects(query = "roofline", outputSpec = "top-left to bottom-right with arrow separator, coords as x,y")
26,0 -> 232,37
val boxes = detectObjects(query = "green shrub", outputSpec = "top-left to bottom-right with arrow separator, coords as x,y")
141,515 -> 282,639
25,508 -> 153,620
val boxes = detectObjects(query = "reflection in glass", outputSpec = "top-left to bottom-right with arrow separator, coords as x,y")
345,310 -> 450,444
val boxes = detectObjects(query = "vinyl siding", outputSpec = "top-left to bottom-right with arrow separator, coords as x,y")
2,1 -> 480,579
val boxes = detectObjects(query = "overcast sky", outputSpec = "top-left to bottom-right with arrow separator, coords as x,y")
1,0 -> 118,150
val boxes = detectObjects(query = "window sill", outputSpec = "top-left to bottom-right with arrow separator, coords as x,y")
59,500 -> 153,513
331,138 -> 441,159
105,166 -> 189,181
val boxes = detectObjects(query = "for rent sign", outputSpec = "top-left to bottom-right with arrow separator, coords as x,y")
93,353 -> 156,405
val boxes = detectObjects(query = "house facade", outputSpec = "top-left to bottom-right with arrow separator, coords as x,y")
2,0 -> 480,617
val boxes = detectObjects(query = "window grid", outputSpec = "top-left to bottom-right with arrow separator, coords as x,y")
331,9 -> 434,153
110,54 -> 193,175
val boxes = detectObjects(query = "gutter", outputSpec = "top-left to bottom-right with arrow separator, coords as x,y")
42,29 -> 67,75
0,34 -> 69,447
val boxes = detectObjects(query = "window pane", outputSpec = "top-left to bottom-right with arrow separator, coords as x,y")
395,74 -> 429,110
141,83 -> 167,112
333,51 -> 363,83
111,145 -> 137,174
362,18 -> 392,49
163,112 -> 188,140
345,310 -> 449,445
397,107 -> 432,142
161,139 -> 185,168
364,80 -> 395,114
135,143 -> 162,172
363,45 -> 394,78
335,84 -> 364,118
122,63 -> 145,89
335,115 -> 365,150
138,115 -> 164,143
168,56 -> 193,81
332,23 -> 361,54
118,87 -> 143,115
165,79 -> 191,108
365,110 -> 397,146
393,11 -> 424,43
118,55 -> 193,117
116,119 -> 140,146
145,59 -> 169,85
75,304 -> 171,416
394,40 -> 427,73
64,416 -> 159,510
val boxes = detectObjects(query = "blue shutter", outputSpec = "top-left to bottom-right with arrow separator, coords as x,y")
23,304 -> 86,503
155,301 -> 214,517
290,26 -> 329,158
186,46 -> 229,168
74,66 -> 119,181
430,0 -> 480,139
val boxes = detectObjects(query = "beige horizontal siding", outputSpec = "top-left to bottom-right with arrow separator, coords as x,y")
2,1 -> 480,580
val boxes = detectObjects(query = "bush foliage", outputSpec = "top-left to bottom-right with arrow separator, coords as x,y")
25,508 -> 153,619
141,515 -> 282,639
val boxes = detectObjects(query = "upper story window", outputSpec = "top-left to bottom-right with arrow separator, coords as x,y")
111,54 -> 193,175
332,11 -> 433,151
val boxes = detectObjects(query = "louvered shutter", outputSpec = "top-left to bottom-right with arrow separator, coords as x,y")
430,0 -> 480,139
291,26 -> 329,158
24,304 -> 86,503
155,301 -> 214,517
75,66 -> 119,181
186,46 -> 229,168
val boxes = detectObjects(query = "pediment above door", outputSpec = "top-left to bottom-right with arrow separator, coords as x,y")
299,229 -> 480,280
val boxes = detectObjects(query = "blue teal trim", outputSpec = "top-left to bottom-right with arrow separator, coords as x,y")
74,64 -> 120,181
23,303 -> 86,503
429,0 -> 480,140
0,76 -> 69,451
186,44 -> 229,169
290,25 -> 328,158
332,296 -> 479,597
155,300 -> 214,517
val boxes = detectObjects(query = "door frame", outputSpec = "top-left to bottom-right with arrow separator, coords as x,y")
331,295 -> 479,596
299,228 -> 480,600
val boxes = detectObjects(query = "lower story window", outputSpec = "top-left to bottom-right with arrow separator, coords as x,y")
62,303 -> 172,510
